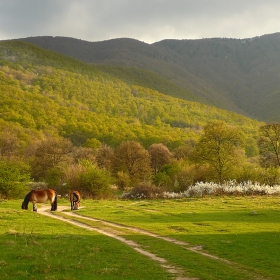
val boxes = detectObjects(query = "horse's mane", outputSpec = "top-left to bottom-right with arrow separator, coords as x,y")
22,190 -> 33,209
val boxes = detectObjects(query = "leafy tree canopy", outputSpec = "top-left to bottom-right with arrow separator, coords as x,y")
0,40 -> 262,154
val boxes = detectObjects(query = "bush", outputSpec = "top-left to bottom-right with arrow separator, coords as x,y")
122,182 -> 164,199
28,181 -> 48,190
259,166 -> 280,186
63,160 -> 113,198
115,171 -> 131,191
79,163 -> 112,198
0,159 -> 30,198
162,181 -> 280,198
152,163 -> 179,190
45,167 -> 64,190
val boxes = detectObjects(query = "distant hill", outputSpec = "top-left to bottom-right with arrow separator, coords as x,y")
21,33 -> 280,122
0,40 -> 262,155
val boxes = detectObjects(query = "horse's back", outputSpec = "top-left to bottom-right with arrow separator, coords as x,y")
22,188 -> 57,211
31,190 -> 47,203
31,189 -> 56,203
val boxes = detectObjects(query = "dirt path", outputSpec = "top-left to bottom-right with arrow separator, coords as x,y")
38,205 -> 197,280
37,206 -> 268,280
64,211 -> 232,263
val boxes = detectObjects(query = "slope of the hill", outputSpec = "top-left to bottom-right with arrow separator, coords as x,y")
20,33 -> 280,122
20,36 -> 244,115
0,40 -> 262,155
154,34 -> 280,122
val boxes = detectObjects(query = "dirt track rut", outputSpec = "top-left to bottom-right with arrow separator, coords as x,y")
38,206 -> 196,280
37,206 -> 269,280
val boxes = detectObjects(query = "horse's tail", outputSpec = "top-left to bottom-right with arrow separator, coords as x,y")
21,190 -> 33,210
52,192 -> 58,211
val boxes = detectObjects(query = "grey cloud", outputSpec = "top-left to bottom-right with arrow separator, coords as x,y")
0,0 -> 280,43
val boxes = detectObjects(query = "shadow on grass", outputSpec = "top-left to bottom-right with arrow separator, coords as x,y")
0,232 -> 171,280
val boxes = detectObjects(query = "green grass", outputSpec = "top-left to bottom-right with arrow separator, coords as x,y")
0,200 -> 170,280
1,196 -> 279,279
77,196 -> 280,279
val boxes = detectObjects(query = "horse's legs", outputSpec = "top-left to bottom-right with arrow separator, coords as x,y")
51,202 -> 55,211
72,201 -> 78,210
50,193 -> 57,211
33,203 -> 37,212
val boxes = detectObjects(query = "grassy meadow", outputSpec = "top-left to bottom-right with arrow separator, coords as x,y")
0,196 -> 279,279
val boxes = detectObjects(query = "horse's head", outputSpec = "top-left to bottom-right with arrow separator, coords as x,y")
74,201 -> 80,210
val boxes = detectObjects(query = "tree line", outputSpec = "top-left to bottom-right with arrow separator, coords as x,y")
1,121 -> 280,199
0,41 -> 277,199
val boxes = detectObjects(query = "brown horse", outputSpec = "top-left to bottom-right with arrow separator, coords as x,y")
22,189 -> 57,212
69,191 -> 81,210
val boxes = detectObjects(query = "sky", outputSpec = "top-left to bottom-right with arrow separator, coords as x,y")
0,0 -> 280,44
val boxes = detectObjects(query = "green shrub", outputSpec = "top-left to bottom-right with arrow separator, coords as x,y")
0,159 -> 30,198
79,163 -> 112,198
122,182 -> 164,199
63,160 -> 113,198
115,171 -> 131,191
45,166 -> 64,190
259,166 -> 280,186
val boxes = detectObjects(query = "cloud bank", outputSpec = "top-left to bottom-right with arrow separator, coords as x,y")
1,0 -> 280,43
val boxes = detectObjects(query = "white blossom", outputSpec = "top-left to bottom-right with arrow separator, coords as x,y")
162,181 -> 280,198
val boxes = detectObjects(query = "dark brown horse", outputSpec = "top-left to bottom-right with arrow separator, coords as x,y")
22,189 -> 57,212
69,190 -> 81,210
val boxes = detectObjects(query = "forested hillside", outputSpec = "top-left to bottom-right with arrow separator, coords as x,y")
21,33 -> 280,122
0,40 -> 261,151
4,39 -> 280,199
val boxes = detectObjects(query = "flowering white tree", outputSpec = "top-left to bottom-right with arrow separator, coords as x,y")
163,181 -> 280,198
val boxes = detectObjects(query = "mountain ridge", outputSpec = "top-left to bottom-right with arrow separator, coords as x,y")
0,39 -> 261,155
19,33 -> 280,122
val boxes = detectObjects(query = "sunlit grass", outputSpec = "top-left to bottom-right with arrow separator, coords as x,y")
0,200 -> 170,280
79,196 -> 280,279
1,196 -> 279,279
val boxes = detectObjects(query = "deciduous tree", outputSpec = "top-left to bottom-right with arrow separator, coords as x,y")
96,144 -> 114,170
0,128 -> 20,159
0,159 -> 30,198
148,143 -> 174,174
258,123 -> 280,167
31,136 -> 73,180
190,121 -> 245,182
111,141 -> 152,186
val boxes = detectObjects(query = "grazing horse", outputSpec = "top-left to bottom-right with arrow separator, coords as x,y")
21,189 -> 57,212
69,191 -> 81,210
